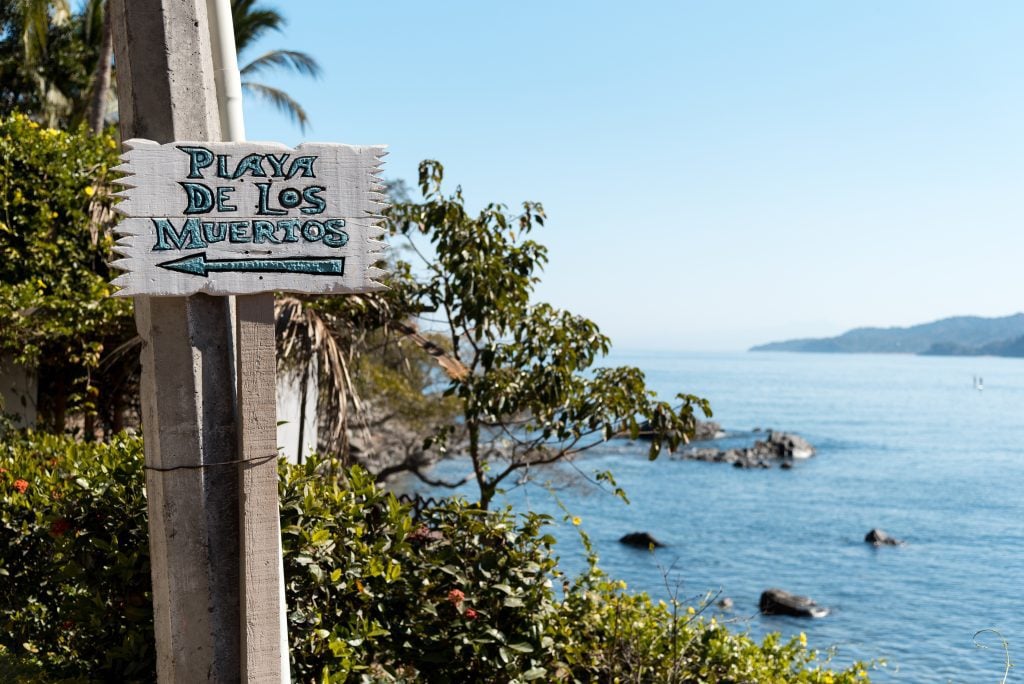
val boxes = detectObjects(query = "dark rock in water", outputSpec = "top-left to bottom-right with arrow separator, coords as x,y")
672,430 -> 815,468
763,431 -> 815,459
619,532 -> 665,549
759,588 -> 829,618
865,528 -> 905,546
718,597 -> 734,610
780,461 -> 793,470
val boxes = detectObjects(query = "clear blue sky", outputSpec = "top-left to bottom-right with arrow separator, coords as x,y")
242,1 -> 1024,351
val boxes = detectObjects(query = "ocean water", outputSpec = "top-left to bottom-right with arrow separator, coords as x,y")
407,351 -> 1024,683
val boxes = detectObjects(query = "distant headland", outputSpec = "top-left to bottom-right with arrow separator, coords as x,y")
750,313 -> 1024,357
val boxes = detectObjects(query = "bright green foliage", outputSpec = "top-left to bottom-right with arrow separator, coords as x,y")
0,433 -> 873,682
0,432 -> 154,681
0,114 -> 133,430
388,161 -> 711,508
281,462 -> 562,682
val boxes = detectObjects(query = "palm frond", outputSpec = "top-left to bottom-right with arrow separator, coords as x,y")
241,80 -> 310,132
18,0 -> 70,63
392,321 -> 469,381
230,0 -> 284,52
80,0 -> 105,46
276,296 -> 361,459
240,49 -> 321,79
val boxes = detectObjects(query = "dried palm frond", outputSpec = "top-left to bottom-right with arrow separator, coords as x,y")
276,296 -> 360,459
390,320 -> 468,381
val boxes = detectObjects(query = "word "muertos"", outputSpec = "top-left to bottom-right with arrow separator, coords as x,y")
153,217 -> 348,250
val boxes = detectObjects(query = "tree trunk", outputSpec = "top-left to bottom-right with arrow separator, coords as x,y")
87,3 -> 113,133
468,422 -> 494,509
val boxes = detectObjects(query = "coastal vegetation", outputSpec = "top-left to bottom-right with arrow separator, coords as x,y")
0,432 -> 873,682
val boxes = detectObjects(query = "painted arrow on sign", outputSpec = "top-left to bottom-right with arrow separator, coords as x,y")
157,253 -> 346,277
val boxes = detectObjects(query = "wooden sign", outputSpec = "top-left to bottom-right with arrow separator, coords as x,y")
111,139 -> 388,296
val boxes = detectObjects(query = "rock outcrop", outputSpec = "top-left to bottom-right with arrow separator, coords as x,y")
759,588 -> 829,618
619,532 -> 665,549
670,431 -> 815,468
865,528 -> 905,546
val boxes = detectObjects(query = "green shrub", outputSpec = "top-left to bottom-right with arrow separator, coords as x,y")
0,432 -> 153,681
0,432 -> 873,682
0,114 -> 134,431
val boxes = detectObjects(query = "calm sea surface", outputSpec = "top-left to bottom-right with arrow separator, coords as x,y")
407,351 -> 1024,683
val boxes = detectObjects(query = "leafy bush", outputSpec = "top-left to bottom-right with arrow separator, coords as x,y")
0,114 -> 133,431
282,463 -> 561,682
0,432 -> 153,681
0,433 -> 873,682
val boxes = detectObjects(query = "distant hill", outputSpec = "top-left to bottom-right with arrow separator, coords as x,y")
751,314 -> 1024,355
920,334 -> 1024,358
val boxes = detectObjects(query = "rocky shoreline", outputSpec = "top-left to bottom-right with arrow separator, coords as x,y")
666,422 -> 816,469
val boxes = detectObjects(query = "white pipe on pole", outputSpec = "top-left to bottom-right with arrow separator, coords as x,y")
206,2 -> 290,681
207,0 -> 246,142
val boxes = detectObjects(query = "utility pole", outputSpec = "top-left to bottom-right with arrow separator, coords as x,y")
111,1 -> 245,679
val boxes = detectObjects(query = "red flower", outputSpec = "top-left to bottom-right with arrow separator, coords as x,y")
50,518 -> 72,537
465,608 -> 478,620
12,479 -> 28,494
408,525 -> 442,544
60,620 -> 74,630
447,589 -> 465,605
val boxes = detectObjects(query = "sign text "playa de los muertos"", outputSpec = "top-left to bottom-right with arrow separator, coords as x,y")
111,139 -> 387,297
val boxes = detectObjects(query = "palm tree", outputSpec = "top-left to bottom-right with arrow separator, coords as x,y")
231,0 -> 321,132
1,0 -> 320,131
0,0 -> 74,126
81,0 -> 111,132
16,0 -> 69,66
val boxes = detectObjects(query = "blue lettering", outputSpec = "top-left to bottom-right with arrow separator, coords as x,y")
228,221 -> 251,243
278,218 -> 301,243
323,219 -> 348,248
180,182 -> 214,214
301,220 -> 324,242
231,154 -> 267,179
153,217 -> 207,251
278,187 -> 302,209
285,156 -> 317,179
265,153 -> 289,177
216,186 -> 237,212
253,220 -> 281,244
301,186 -> 327,214
256,182 -> 286,215
202,221 -> 226,243
177,145 -> 214,179
217,154 -> 230,178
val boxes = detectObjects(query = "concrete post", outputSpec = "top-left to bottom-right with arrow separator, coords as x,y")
110,1 -> 241,679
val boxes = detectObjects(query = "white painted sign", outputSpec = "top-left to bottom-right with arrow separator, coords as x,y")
111,139 -> 388,297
